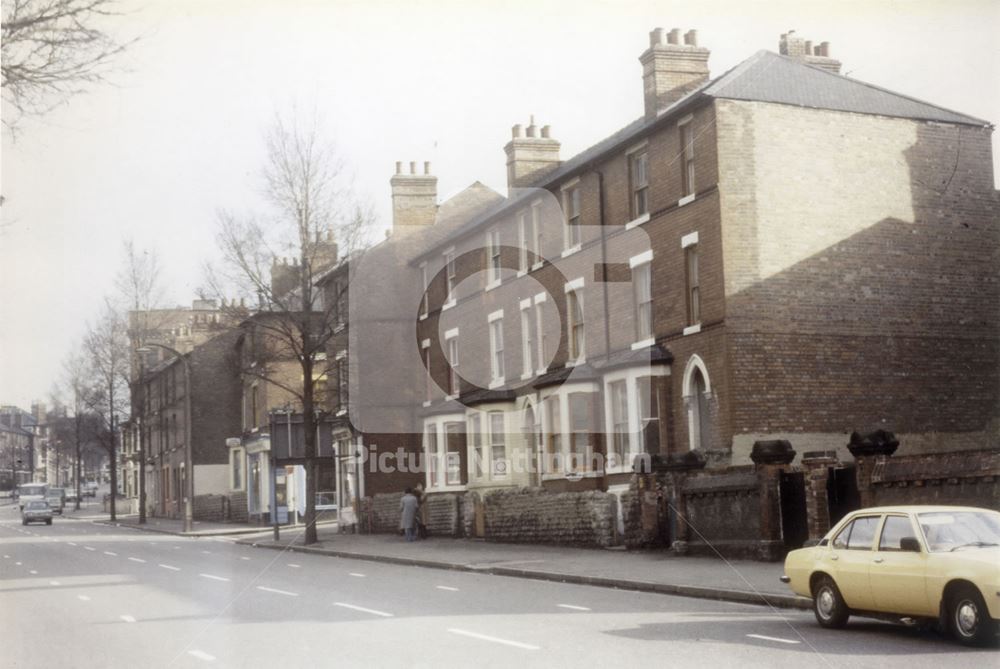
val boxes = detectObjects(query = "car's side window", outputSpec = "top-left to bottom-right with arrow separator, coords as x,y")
878,515 -> 914,551
846,515 -> 880,550
832,520 -> 854,550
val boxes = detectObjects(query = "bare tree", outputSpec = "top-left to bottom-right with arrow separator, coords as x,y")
206,110 -> 373,545
81,300 -> 129,521
1,0 -> 134,131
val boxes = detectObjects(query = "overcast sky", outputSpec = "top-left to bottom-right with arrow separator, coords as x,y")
2,0 -> 998,409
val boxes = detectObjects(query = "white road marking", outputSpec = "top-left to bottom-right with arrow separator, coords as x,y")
436,586 -> 459,591
447,628 -> 539,650
14,562 -> 21,566
199,573 -> 230,582
103,551 -> 118,556
240,556 -> 250,561
128,557 -> 146,563
173,546 -> 180,550
201,550 -> 212,554
84,546 -> 95,551
557,604 -> 591,611
188,650 -> 215,662
348,572 -> 366,578
256,586 -> 298,597
2,555 -> 8,558
120,615 -> 136,623
49,580 -> 60,586
68,542 -> 76,546
29,570 -> 37,574
333,602 -> 393,617
746,634 -> 801,645
158,564 -> 181,571
287,563 -> 301,568
77,595 -> 90,601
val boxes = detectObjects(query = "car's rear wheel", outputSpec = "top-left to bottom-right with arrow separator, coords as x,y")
45,518 -> 52,525
948,585 -> 994,646
21,519 -> 27,526
813,575 -> 850,629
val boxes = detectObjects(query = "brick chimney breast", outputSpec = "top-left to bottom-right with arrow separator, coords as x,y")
779,31 -> 842,74
391,160 -> 438,233
504,116 -> 561,194
639,27 -> 711,120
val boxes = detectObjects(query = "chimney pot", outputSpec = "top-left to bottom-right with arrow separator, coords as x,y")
409,161 -> 416,174
684,29 -> 698,46
667,28 -> 680,45
512,124 -> 523,139
650,27 -> 665,47
641,26 -> 711,118
820,41 -> 830,57
541,125 -> 551,139
395,161 -> 402,175
526,123 -> 537,138
424,161 -> 431,175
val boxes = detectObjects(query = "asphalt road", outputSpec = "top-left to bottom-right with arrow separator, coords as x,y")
1,509 -> 995,668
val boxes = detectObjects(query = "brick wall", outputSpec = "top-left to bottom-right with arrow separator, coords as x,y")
869,449 -> 1000,509
229,490 -> 248,522
193,493 -> 227,522
677,469 -> 764,557
365,492 -> 404,534
482,487 -> 617,547
716,99 -> 999,460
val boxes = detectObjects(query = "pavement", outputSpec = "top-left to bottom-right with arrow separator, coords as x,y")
2,512 -> 991,668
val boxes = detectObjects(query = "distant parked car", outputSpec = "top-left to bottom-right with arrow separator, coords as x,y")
46,488 -> 65,514
782,505 -> 1000,646
21,500 -> 53,526
83,482 -> 98,498
65,489 -> 79,504
16,483 -> 48,511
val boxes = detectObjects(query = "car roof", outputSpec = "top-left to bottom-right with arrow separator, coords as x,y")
846,505 -> 996,515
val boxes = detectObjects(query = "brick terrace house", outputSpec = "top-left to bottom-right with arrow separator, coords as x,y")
351,28 -> 997,542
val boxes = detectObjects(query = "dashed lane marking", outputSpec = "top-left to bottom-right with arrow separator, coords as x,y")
68,542 -> 76,546
128,557 -> 146,563
158,564 -> 181,571
436,586 -> 459,591
746,634 -> 801,645
188,650 -> 215,662
201,550 -> 212,554
84,547 -> 95,551
287,563 -> 301,568
120,615 -> 136,623
240,557 -> 251,560
49,581 -> 60,586
348,572 -> 366,578
77,595 -> 90,601
333,602 -> 393,617
29,570 -> 37,574
199,573 -> 230,582
557,604 -> 591,611
103,551 -> 118,556
447,628 -> 539,650
256,586 -> 298,597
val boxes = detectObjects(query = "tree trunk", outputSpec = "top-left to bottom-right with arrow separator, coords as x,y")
302,363 -> 318,545
74,413 -> 82,511
108,382 -> 117,522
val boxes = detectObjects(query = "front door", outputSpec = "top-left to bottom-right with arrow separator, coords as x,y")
869,514 -> 932,616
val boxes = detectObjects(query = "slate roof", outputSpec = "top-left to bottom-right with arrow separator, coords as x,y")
411,49 -> 991,260
705,50 -> 990,128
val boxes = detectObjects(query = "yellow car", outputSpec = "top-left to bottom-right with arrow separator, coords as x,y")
782,505 -> 1000,646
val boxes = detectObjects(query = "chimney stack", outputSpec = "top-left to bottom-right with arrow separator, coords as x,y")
639,27 -> 711,120
504,115 -> 561,194
390,160 -> 438,233
779,31 -> 841,74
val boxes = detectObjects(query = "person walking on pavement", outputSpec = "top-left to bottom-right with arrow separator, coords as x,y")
400,488 -> 419,542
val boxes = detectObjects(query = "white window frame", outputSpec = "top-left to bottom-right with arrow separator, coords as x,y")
488,310 -> 505,388
517,210 -> 531,274
445,328 -> 460,399
423,414 -> 467,492
679,115 -> 696,202
539,381 -> 600,480
562,179 -> 582,255
442,248 -> 457,309
488,411 -> 508,479
335,349 -> 348,416
487,228 -> 502,289
630,251 -> 654,349
467,412 -> 485,480
421,338 -> 433,407
230,446 -> 245,491
602,366 -> 668,473
519,299 -> 534,380
565,278 -> 586,366
419,262 -> 429,319
629,145 -> 650,220
682,233 -> 700,333
533,292 -> 548,375
531,202 -> 544,270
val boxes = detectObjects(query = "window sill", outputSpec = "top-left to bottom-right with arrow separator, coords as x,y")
625,212 -> 650,230
517,269 -> 528,278
531,261 -> 544,272
488,378 -> 506,390
565,358 -> 585,369
485,280 -> 501,292
683,323 -> 701,336
678,193 -> 696,207
535,366 -> 549,376
560,245 -> 582,259
422,401 -> 433,408
631,338 -> 655,351
335,409 -> 347,417
418,313 -> 428,322
520,372 -> 534,381
441,299 -> 457,311
541,471 -> 602,481
426,484 -> 468,493
445,394 -> 459,402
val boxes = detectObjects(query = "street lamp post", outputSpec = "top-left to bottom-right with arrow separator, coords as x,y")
138,343 -> 193,533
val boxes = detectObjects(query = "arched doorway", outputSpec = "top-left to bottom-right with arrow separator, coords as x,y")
683,356 -> 713,451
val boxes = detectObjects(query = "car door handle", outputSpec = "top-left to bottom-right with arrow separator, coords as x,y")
873,557 -> 884,564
